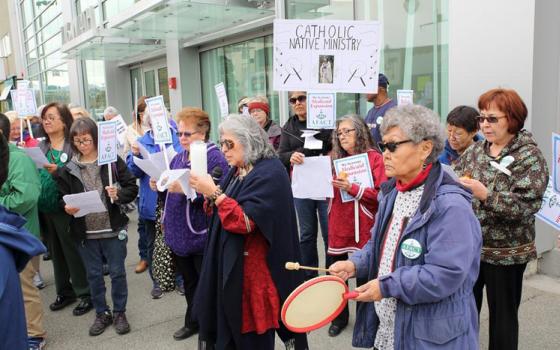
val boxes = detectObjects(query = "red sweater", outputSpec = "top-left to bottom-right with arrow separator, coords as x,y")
327,149 -> 387,255
216,197 -> 280,334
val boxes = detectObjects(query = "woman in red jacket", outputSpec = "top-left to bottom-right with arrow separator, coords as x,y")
327,114 -> 387,337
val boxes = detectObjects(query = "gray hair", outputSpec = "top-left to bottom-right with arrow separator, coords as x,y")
219,114 -> 276,166
380,105 -> 445,163
104,106 -> 119,117
331,114 -> 376,160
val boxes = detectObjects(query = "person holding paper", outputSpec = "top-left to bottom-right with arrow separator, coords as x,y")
126,107 -> 182,299
38,102 -> 93,316
453,89 -> 549,350
248,96 -> 282,150
0,115 -> 48,349
156,107 -> 228,341
278,91 -> 333,280
364,73 -> 397,144
56,117 -> 138,336
327,115 -> 387,337
438,106 -> 482,165
330,105 -> 482,350
190,114 -> 307,350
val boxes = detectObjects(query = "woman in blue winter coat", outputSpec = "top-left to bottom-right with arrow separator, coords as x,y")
330,105 -> 482,349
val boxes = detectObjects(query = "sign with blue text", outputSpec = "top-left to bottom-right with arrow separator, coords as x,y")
307,92 -> 336,129
333,153 -> 373,203
553,133 -> 560,194
97,121 -> 118,165
145,95 -> 172,144
273,19 -> 381,93
536,177 -> 560,231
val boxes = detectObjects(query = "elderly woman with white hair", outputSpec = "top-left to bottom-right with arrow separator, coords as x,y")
190,115 -> 307,350
330,105 -> 482,349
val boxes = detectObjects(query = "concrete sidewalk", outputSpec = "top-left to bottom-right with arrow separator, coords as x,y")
36,214 -> 560,349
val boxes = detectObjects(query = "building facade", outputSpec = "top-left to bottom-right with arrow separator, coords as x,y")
7,0 -> 560,272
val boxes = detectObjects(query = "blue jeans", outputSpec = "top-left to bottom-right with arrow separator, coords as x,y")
137,217 -> 147,261
294,198 -> 330,279
143,219 -> 157,286
78,237 -> 128,314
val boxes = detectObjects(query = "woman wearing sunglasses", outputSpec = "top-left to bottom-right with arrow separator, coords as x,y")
278,91 -> 333,281
154,107 -> 228,341
330,105 -> 482,349
190,115 -> 307,350
454,88 -> 548,350
327,115 -> 387,337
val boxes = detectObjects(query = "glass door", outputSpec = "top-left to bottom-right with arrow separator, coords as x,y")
130,63 -> 170,110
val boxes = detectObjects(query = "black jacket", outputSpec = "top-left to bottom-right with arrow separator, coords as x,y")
56,156 -> 138,242
277,115 -> 333,172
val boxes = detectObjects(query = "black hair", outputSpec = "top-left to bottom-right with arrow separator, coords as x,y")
69,117 -> 98,154
41,102 -> 74,141
0,113 -> 10,137
0,131 -> 9,187
446,105 -> 479,133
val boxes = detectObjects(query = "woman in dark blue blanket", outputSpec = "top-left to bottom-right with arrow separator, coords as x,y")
190,114 -> 308,350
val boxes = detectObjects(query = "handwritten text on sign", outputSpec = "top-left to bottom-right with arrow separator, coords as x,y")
536,177 -> 560,231
98,121 -> 118,166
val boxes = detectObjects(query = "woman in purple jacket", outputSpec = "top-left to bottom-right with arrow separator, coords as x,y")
159,107 -> 228,341
330,105 -> 482,349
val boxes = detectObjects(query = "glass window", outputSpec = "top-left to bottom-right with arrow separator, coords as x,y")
42,65 -> 70,104
129,67 -> 143,106
102,0 -> 139,22
21,1 -> 34,27
157,67 -> 170,108
144,70 -> 156,97
200,35 -> 279,142
83,60 -> 107,120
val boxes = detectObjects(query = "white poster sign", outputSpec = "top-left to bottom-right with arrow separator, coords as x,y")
333,153 -> 374,203
112,114 -> 128,146
145,95 -> 172,144
11,89 -> 37,118
307,92 -> 336,129
291,155 -> 334,199
397,90 -> 414,106
215,82 -> 229,118
536,177 -> 560,231
273,19 -> 381,93
553,133 -> 560,194
97,121 -> 118,165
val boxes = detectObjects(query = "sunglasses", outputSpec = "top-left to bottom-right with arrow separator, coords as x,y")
476,114 -> 507,124
176,131 -> 199,138
377,139 -> 413,153
219,139 -> 235,151
289,96 -> 307,105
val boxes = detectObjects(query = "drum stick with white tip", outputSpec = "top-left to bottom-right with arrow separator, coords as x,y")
285,262 -> 330,273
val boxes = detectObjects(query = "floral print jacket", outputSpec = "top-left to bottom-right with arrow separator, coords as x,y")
453,130 -> 549,265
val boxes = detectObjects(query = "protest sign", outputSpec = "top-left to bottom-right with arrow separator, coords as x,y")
333,153 -> 374,203
307,92 -> 336,129
397,90 -> 414,106
273,19 -> 381,93
291,156 -> 334,199
536,178 -> 560,231
145,95 -> 172,144
11,89 -> 37,118
215,82 -> 229,118
553,133 -> 560,194
97,121 -> 118,166
112,114 -> 128,146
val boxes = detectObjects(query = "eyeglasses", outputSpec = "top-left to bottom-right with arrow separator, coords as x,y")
289,96 -> 307,105
377,139 -> 413,153
476,114 -> 507,124
41,114 -> 59,122
336,129 -> 356,138
176,131 -> 199,138
73,139 -> 93,146
219,139 -> 235,151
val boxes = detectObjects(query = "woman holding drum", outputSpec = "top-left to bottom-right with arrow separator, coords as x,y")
330,105 -> 482,349
190,115 -> 307,349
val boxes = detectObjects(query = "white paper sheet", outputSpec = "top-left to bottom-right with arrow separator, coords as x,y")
137,142 -> 150,160
112,115 -> 128,146
291,155 -> 334,199
301,130 -> 323,150
23,147 -> 50,168
63,190 -> 106,218
157,168 -> 197,199
133,156 -> 165,180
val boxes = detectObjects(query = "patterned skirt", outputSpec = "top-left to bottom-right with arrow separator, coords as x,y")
152,198 -> 176,292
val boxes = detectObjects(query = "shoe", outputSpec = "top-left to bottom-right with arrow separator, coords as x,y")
173,326 -> 198,340
103,264 -> 109,276
328,324 -> 346,337
113,312 -> 131,335
135,260 -> 149,273
176,284 -> 185,296
33,272 -> 46,290
42,252 -> 51,261
151,286 -> 163,299
73,297 -> 94,316
89,311 -> 113,336
28,337 -> 46,350
49,295 -> 77,311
